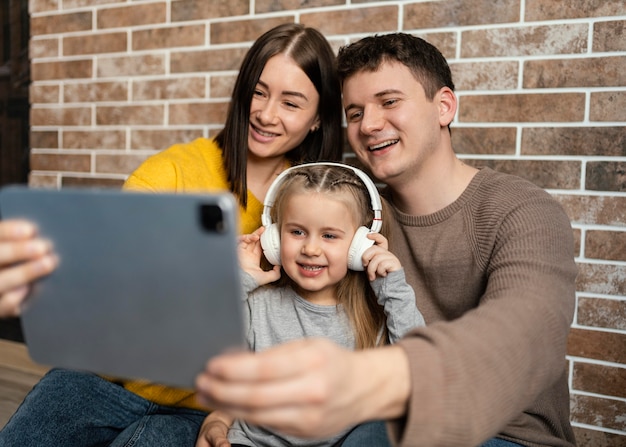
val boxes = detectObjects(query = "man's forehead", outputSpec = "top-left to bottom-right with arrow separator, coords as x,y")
342,62 -> 420,98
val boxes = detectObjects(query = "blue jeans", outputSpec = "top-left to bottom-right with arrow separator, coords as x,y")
340,420 -> 391,446
339,421 -> 522,447
480,439 -> 523,447
0,368 -> 207,447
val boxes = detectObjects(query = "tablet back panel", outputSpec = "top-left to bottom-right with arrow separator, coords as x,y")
0,186 -> 246,389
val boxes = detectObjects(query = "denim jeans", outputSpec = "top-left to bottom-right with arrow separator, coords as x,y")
340,420 -> 391,446
0,368 -> 208,447
339,420 -> 523,447
480,439 -> 523,447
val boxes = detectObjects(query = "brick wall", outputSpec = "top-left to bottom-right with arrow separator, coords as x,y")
27,0 -> 625,444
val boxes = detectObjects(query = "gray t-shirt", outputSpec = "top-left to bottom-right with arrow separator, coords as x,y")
228,269 -> 424,447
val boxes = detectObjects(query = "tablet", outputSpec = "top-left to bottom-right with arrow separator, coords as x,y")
0,186 -> 246,389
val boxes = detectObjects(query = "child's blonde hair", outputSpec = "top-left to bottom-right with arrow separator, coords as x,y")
269,164 -> 391,349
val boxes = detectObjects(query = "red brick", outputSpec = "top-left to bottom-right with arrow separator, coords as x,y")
131,130 -> 204,150
64,0 -> 119,8
168,102 -> 229,126
570,394 -> 626,432
31,11 -> 92,36
30,84 -> 60,104
171,48 -> 248,74
209,75 -> 236,98
573,362 -> 626,399
31,60 -> 92,81
590,91 -> 626,122
416,32 -> 457,60
63,81 -> 128,103
593,20 -> 626,52
30,131 -> 59,149
95,154 -> 150,175
568,328 -> 626,364
171,0 -> 249,22
573,228 -> 582,258
301,6 -> 398,35
64,32 -> 127,56
30,38 -> 59,59
526,0 -> 626,21
575,263 -> 626,296
256,0 -> 342,14
459,93 -> 585,123
133,24 -> 205,51
404,0 -> 519,29
30,153 -> 91,173
451,61 -> 518,91
554,195 -> 626,227
132,77 -> 205,101
586,162 -> 626,193
28,173 -> 58,189
211,17 -> 293,45
461,24 -> 587,58
577,296 -> 626,331
30,0 -> 59,14
522,127 -> 626,157
451,127 -> 516,155
97,3 -> 167,29
96,105 -> 164,126
524,56 -> 626,88
97,55 -> 165,78
463,159 -> 580,190
573,426 -> 626,447
61,176 -> 125,189
585,230 -> 626,262
30,107 -> 92,126
62,130 -> 126,150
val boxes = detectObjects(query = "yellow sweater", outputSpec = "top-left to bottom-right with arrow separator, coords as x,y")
121,137 -> 264,410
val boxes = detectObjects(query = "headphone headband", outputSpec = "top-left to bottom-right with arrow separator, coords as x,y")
261,162 -> 382,233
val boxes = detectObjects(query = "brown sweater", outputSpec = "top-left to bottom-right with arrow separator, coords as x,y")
386,168 -> 577,447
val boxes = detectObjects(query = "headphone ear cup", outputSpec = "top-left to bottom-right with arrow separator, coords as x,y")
261,224 -> 281,266
347,226 -> 375,271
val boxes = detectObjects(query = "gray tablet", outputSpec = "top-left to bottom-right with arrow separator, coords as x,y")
0,186 -> 246,389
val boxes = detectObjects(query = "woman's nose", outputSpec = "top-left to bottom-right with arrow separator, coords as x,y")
257,100 -> 278,125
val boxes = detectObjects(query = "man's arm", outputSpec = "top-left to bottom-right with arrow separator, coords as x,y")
195,338 -> 411,440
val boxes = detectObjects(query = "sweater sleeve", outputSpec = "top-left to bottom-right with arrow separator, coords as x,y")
370,269 -> 425,344
388,194 -> 577,446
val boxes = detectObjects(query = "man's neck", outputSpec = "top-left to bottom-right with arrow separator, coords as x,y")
390,156 -> 478,217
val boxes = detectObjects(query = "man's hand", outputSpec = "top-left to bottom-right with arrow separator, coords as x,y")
195,338 -> 410,439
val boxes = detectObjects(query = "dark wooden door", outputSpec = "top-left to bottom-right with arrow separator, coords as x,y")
0,0 -> 29,342
0,0 -> 30,189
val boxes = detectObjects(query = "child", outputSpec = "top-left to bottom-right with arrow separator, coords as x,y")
211,163 -> 424,447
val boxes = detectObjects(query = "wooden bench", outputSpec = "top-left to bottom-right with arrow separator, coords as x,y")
0,339 -> 49,429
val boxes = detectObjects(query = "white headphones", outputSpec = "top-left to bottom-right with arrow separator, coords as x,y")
260,162 -> 382,271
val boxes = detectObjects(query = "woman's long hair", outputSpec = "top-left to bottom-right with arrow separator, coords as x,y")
216,24 -> 344,208
270,165 -> 392,349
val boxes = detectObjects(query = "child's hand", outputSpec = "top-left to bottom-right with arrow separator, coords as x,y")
361,233 -> 402,281
238,226 -> 281,286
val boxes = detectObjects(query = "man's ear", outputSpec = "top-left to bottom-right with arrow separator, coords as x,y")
438,87 -> 457,127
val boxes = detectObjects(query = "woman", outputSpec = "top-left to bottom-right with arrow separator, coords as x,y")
0,23 -> 343,447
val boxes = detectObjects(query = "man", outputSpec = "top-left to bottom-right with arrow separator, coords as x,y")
195,33 -> 577,447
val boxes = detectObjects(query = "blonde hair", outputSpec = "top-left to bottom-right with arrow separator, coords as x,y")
270,164 -> 391,349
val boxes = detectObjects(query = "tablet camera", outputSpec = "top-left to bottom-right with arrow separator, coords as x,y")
199,204 -> 225,233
